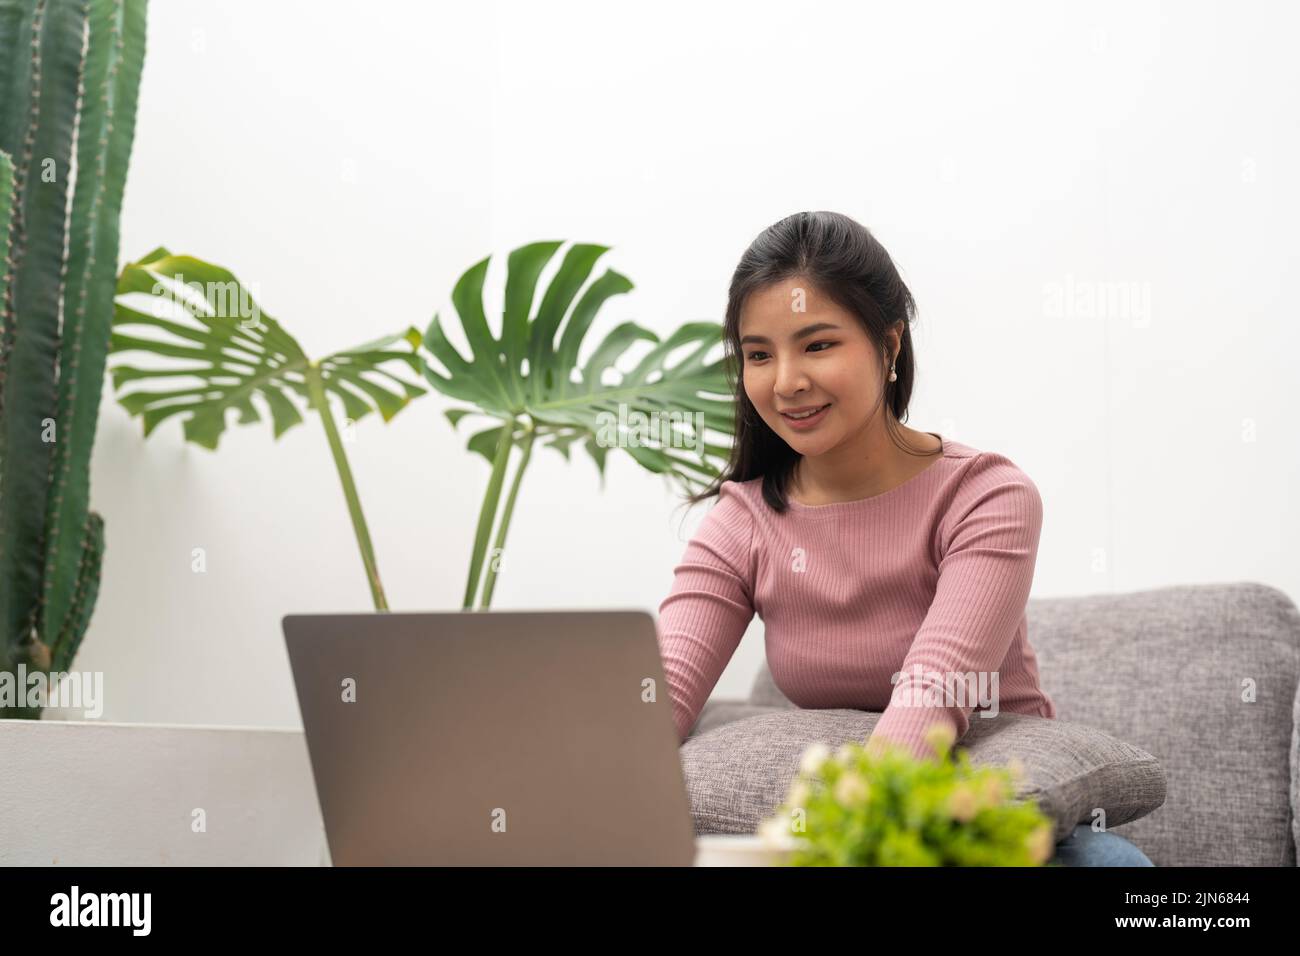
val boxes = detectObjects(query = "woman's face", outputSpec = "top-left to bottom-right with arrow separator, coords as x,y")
738,277 -> 893,457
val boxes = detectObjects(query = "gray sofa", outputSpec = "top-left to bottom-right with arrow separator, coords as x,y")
685,581 -> 1300,867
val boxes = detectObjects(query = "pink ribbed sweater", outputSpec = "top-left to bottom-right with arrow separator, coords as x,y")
655,435 -> 1057,762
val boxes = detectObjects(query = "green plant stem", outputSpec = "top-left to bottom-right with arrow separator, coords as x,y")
479,421 -> 536,609
463,418 -> 517,609
305,364 -> 389,611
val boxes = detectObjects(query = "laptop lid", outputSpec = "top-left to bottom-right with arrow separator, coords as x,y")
283,609 -> 696,866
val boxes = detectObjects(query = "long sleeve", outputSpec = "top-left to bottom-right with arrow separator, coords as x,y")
866,469 -> 1044,762
655,482 -> 756,743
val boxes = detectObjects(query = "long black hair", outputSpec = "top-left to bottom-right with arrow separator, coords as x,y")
686,210 -> 932,515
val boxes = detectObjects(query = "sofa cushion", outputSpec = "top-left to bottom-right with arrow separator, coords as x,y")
680,708 -> 1167,844
688,701 -> 788,738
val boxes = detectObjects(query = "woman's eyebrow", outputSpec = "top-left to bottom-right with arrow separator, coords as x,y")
740,322 -> 841,346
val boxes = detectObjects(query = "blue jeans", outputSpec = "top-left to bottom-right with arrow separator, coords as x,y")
1048,824 -> 1154,866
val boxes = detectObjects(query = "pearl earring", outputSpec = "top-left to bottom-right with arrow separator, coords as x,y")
888,362 -> 897,383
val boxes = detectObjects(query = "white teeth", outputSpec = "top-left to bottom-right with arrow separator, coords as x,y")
784,405 -> 827,420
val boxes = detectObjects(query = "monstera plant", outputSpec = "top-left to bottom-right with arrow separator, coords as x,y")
420,241 -> 736,609
105,239 -> 737,616
108,249 -> 424,610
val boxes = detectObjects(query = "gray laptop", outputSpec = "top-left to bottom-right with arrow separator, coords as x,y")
282,609 -> 697,866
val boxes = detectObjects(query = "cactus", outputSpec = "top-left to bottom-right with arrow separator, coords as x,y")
0,0 -> 147,717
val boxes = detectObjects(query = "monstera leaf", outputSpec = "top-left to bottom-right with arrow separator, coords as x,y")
422,240 -> 734,489
108,247 -> 426,610
110,247 -> 424,449
419,240 -> 736,609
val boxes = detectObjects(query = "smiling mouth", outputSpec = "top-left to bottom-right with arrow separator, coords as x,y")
781,404 -> 831,421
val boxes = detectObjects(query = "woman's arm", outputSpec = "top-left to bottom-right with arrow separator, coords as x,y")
655,483 -> 757,742
866,466 -> 1045,761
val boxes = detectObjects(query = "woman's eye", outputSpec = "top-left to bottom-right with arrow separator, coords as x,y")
745,342 -> 833,362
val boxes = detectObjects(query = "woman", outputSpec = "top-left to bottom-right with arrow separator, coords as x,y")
657,211 -> 1152,866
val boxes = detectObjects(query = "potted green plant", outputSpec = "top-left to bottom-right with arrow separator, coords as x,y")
757,724 -> 1058,866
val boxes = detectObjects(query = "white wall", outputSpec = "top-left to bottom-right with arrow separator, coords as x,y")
65,0 -> 1300,728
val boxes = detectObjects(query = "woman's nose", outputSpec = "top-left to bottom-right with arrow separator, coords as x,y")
774,362 -> 809,397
